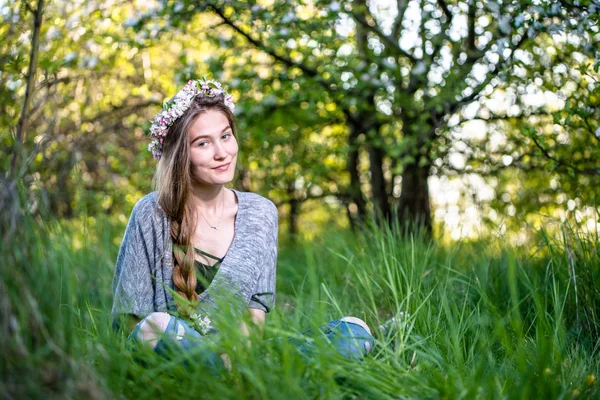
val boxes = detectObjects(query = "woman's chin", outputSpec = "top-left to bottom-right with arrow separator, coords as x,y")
192,174 -> 235,188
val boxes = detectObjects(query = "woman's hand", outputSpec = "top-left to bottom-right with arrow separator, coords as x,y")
247,308 -> 266,333
219,308 -> 265,372
220,353 -> 232,371
239,308 -> 266,345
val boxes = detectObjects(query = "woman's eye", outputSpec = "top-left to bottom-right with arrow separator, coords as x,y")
198,141 -> 208,147
221,133 -> 231,140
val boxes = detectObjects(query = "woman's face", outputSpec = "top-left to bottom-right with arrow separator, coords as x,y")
187,109 -> 238,187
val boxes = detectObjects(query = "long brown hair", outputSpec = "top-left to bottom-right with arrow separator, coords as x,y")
153,92 -> 237,317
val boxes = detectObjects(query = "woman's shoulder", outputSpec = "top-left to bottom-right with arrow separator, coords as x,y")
233,189 -> 278,220
129,191 -> 166,224
132,191 -> 158,212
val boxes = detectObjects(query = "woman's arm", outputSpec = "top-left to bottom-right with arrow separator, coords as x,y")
111,196 -> 159,331
247,201 -> 278,314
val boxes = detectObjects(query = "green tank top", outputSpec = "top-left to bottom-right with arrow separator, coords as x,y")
194,247 -> 224,294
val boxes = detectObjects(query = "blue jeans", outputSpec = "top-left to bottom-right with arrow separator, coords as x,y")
128,315 -> 374,369
289,319 -> 374,360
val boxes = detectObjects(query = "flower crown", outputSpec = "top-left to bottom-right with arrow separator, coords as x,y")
148,78 -> 235,160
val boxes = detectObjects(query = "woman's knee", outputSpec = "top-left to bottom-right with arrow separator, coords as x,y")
134,312 -> 184,348
335,316 -> 374,357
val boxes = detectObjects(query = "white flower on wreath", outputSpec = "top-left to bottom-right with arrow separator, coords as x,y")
190,312 -> 213,336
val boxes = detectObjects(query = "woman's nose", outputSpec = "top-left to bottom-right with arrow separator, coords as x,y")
213,143 -> 226,159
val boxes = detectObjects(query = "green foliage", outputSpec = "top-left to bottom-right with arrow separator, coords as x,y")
2,215 -> 600,398
1,0 -> 218,217
125,0 -> 600,231
2,0 -> 599,236
443,2 -> 600,232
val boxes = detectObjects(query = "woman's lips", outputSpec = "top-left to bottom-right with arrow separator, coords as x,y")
213,162 -> 231,171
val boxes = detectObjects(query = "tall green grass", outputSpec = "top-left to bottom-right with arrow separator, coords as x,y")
2,215 -> 599,399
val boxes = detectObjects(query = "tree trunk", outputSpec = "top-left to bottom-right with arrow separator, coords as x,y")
346,123 -> 367,223
344,201 -> 357,231
285,181 -> 299,240
397,160 -> 432,235
367,144 -> 391,223
288,197 -> 299,238
286,180 -> 302,243
52,155 -> 75,218
3,0 -> 44,243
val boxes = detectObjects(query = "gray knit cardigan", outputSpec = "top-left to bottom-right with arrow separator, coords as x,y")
111,189 -> 278,325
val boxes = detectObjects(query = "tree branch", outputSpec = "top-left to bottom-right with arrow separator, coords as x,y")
437,0 -> 452,21
355,0 -> 370,58
437,145 -> 564,177
582,116 -> 600,144
23,1 -> 35,14
419,0 -> 426,59
85,100 -> 161,127
530,134 -> 599,176
351,7 -> 417,63
10,0 -> 44,177
272,190 -> 351,209
454,109 -> 554,126
392,0 -> 409,39
207,3 -> 370,129
207,4 -> 320,79
467,0 -> 476,51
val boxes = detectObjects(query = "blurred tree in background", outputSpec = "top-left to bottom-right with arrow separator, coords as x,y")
1,0 -> 599,239
1,0 -> 214,237
2,0 -> 160,234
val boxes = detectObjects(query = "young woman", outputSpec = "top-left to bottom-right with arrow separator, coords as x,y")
111,79 -> 373,367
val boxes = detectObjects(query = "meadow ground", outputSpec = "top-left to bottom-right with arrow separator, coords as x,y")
2,216 -> 599,399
